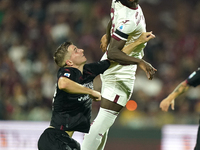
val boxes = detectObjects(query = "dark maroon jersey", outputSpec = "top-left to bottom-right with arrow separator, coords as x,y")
186,68 -> 200,87
50,60 -> 110,133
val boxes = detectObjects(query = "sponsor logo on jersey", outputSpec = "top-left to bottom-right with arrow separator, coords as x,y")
78,82 -> 94,101
64,73 -> 70,77
83,82 -> 93,89
122,20 -> 129,24
119,25 -> 124,30
78,94 -> 90,101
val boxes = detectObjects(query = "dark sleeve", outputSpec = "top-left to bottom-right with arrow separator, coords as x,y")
84,60 -> 110,76
186,68 -> 200,87
57,67 -> 76,81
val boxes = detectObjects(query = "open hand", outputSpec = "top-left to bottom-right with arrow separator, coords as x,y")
138,60 -> 157,80
160,98 -> 175,112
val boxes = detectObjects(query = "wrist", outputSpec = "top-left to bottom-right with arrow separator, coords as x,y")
168,94 -> 176,101
138,59 -> 144,64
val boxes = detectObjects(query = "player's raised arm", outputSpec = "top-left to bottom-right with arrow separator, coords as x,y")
100,31 -> 155,54
122,32 -> 155,55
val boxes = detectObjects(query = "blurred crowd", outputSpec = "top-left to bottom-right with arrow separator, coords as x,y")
0,0 -> 200,129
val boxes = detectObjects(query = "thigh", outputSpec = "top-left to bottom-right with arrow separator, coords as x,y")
101,79 -> 134,107
38,128 -> 80,150
100,97 -> 123,112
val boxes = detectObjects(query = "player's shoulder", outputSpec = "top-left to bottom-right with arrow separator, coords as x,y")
188,68 -> 200,79
193,68 -> 200,74
115,6 -> 141,21
58,67 -> 79,78
195,68 -> 200,74
58,67 -> 73,73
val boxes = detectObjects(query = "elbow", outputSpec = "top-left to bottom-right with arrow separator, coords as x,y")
58,81 -> 66,90
107,55 -> 114,60
58,77 -> 69,90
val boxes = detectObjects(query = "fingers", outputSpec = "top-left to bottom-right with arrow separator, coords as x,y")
100,44 -> 107,52
171,104 -> 174,110
100,34 -> 108,52
163,107 -> 169,112
91,91 -> 101,101
90,95 -> 101,101
171,100 -> 175,110
146,31 -> 155,38
147,67 -> 157,80
160,107 -> 167,112
141,31 -> 155,43
93,96 -> 101,101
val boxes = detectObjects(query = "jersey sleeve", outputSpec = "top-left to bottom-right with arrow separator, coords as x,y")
84,60 -> 110,76
186,68 -> 200,87
112,20 -> 136,41
57,67 -> 75,81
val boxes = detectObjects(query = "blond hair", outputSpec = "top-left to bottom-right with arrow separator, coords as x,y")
53,41 -> 73,67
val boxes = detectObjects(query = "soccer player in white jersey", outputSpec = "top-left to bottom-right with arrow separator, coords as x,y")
81,0 -> 157,150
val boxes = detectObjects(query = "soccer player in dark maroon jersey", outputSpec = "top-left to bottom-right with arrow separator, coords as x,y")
160,68 -> 200,150
38,41 -> 111,150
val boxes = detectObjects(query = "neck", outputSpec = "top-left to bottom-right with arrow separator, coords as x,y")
121,0 -> 138,9
129,2 -> 138,9
75,64 -> 84,73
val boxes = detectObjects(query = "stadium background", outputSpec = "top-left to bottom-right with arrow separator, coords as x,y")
0,0 -> 200,149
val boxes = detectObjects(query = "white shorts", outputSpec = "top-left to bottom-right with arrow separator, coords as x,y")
100,74 -> 136,107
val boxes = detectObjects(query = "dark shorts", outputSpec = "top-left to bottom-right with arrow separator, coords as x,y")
38,128 -> 80,150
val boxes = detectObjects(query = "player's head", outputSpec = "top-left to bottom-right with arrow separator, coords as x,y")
54,41 -> 72,67
116,0 -> 139,6
54,41 -> 87,68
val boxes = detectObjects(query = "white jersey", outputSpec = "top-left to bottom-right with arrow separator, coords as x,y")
101,0 -> 146,81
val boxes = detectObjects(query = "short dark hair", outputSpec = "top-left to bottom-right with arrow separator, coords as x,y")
54,41 -> 73,67
116,0 -> 125,2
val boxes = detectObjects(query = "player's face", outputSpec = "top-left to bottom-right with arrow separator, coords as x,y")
68,44 -> 87,66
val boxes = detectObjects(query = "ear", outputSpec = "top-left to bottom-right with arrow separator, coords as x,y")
66,60 -> 73,66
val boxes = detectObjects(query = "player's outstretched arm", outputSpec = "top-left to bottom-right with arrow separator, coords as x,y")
58,77 -> 101,101
122,32 -> 155,55
100,31 -> 155,54
159,80 -> 189,112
